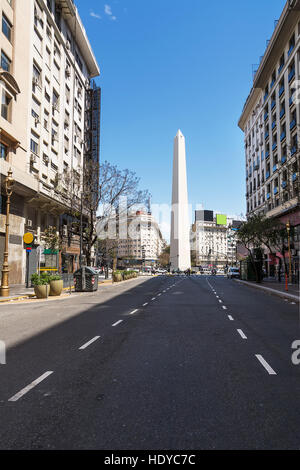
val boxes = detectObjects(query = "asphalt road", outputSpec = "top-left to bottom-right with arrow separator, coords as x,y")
0,275 -> 299,450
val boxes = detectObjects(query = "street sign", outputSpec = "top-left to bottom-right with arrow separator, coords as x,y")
26,247 -> 32,252
23,232 -> 34,244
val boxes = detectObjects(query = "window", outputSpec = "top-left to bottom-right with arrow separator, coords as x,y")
32,63 -> 41,88
52,90 -> 59,112
30,137 -> 39,155
1,89 -> 12,121
44,110 -> 49,130
31,97 -> 40,120
1,50 -> 11,71
0,142 -> 8,160
46,0 -> 52,12
2,14 -> 12,41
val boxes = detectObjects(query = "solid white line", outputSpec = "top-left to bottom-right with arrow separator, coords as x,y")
129,309 -> 139,315
79,336 -> 101,350
255,355 -> 277,375
237,329 -> 247,340
112,320 -> 123,327
228,315 -> 234,321
143,303 -> 148,307
8,371 -> 54,402
222,306 -> 227,310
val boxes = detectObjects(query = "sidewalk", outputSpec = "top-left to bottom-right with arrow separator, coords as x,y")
236,278 -> 299,302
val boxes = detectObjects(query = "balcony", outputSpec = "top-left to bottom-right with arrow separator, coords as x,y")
281,155 -> 287,164
280,131 -> 286,141
288,44 -> 295,57
282,181 -> 287,189
280,108 -> 285,119
271,100 -> 276,110
279,86 -> 285,97
290,119 -> 296,130
274,187 -> 278,195
273,163 -> 278,172
288,68 -> 295,82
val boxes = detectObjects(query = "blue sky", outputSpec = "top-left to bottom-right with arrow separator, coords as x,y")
76,0 -> 285,231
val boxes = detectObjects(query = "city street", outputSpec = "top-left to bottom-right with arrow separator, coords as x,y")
0,275 -> 299,450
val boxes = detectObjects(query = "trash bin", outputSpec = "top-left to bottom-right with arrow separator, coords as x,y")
73,267 -> 99,292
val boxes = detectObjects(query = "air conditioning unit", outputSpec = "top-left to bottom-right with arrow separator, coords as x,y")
43,155 -> 49,164
32,76 -> 40,87
26,219 -> 33,227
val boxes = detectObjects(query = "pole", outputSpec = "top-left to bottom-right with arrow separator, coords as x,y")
286,221 -> 292,284
0,173 -> 13,297
80,192 -> 83,268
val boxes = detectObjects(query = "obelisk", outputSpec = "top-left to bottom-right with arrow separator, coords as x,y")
170,130 -> 191,271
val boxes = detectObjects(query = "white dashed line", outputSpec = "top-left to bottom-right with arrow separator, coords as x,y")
151,297 -> 156,301
218,300 -> 223,303
112,320 -> 123,327
143,303 -> 148,307
8,371 -> 54,402
228,315 -> 234,321
255,355 -> 277,375
222,306 -> 227,310
158,294 -> 161,297
237,329 -> 247,340
79,336 -> 101,350
129,309 -> 139,315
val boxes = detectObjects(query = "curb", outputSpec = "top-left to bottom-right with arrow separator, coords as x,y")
235,279 -> 299,303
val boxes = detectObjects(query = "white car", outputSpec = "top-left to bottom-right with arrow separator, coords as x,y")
227,267 -> 240,279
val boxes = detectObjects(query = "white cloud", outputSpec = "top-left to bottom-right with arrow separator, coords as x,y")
104,4 -> 117,20
104,4 -> 112,15
90,11 -> 102,20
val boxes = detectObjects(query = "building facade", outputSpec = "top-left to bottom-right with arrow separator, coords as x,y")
238,0 -> 300,279
0,0 -> 100,284
193,210 -> 242,269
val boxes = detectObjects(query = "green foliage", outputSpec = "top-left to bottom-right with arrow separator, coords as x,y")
49,275 -> 62,281
31,273 -> 50,286
43,226 -> 60,251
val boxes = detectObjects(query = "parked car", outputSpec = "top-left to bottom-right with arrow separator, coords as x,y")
227,267 -> 240,279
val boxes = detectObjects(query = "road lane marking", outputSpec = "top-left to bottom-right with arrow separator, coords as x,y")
143,303 -> 148,307
228,315 -> 234,321
129,309 -> 139,315
79,336 -> 101,350
163,290 -> 166,293
237,329 -> 247,340
222,306 -> 227,310
218,300 -> 223,303
8,371 -> 54,402
112,320 -> 123,327
255,355 -> 277,375
151,297 -> 156,301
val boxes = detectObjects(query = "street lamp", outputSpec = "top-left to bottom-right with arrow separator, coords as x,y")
0,169 -> 14,297
286,221 -> 292,284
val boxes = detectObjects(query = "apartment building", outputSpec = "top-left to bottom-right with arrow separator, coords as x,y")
238,0 -> 300,277
101,210 -> 165,268
193,210 -> 242,269
0,0 -> 100,283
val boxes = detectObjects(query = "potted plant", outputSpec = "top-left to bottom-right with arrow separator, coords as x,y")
31,273 -> 50,299
113,271 -> 123,282
49,274 -> 63,296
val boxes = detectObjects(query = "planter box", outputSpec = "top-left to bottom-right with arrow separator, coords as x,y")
49,279 -> 63,296
34,284 -> 50,299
